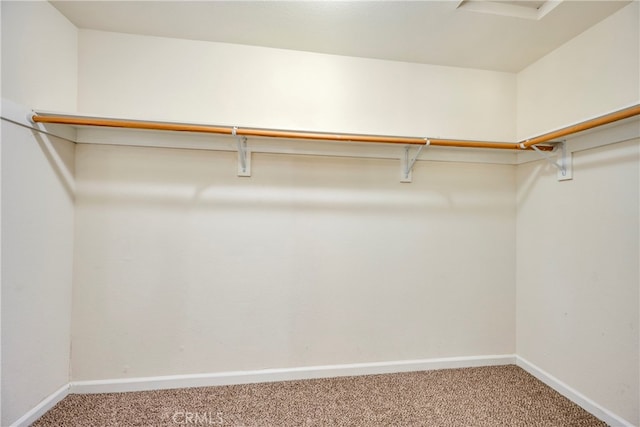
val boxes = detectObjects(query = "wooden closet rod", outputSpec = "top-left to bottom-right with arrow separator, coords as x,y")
31,103 -> 640,151
29,114 -> 546,151
519,104 -> 640,148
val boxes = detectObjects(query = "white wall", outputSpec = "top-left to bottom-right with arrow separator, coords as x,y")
72,28 -> 518,381
516,138 -> 639,425
1,5 -> 3,424
517,1 -> 640,141
515,3 -> 640,423
78,30 -> 517,142
0,1 -> 77,112
72,143 -> 516,380
0,1 -> 77,425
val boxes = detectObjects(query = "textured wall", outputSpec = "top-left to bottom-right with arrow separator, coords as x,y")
1,1 -> 77,425
78,29 -> 517,142
71,143 -> 516,380
516,138 -> 639,425
517,2 -> 639,140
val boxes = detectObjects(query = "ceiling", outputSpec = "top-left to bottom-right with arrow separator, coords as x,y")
50,0 -> 631,72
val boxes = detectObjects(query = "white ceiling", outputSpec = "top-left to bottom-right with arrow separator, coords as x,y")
50,0 -> 631,72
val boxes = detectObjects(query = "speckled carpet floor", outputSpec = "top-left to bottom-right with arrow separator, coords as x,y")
33,365 -> 606,426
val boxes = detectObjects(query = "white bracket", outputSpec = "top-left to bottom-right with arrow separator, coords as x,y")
233,127 -> 251,177
531,140 -> 572,181
401,139 -> 430,183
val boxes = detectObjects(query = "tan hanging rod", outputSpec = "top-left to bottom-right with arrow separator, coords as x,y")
519,104 -> 640,148
30,103 -> 640,152
29,114 -> 531,150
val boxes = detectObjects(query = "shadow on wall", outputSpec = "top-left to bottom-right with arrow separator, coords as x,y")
74,146 -> 515,216
32,129 -> 75,202
517,139 -> 639,206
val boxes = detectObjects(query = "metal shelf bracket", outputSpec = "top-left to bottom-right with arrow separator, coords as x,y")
401,139 -> 430,183
531,140 -> 572,181
233,126 -> 251,177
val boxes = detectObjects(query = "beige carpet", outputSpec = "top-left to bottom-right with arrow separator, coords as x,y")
33,365 -> 606,426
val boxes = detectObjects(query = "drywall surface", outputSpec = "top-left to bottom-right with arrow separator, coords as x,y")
517,1 -> 640,141
77,29 -> 516,142
72,143 -> 516,380
1,1 -> 77,425
516,138 -> 640,425
1,122 -> 75,425
0,1 -> 77,111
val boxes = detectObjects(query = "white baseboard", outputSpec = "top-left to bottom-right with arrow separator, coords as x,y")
516,356 -> 634,427
11,383 -> 69,427
70,354 -> 515,394
16,355 -> 634,427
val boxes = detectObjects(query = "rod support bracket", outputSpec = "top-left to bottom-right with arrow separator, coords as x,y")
401,139 -> 429,183
532,140 -> 572,181
233,126 -> 251,177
